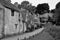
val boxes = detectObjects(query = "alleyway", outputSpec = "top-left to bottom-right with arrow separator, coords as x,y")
1,28 -> 44,40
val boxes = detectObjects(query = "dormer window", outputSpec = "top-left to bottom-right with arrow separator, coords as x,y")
11,10 -> 14,16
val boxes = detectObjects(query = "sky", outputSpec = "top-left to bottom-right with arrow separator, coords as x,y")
11,0 -> 60,10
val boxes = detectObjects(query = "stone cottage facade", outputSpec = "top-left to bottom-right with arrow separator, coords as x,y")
20,7 -> 40,32
0,0 -> 41,38
0,0 -> 24,37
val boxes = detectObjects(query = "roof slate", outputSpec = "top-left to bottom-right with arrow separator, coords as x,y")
0,0 -> 20,12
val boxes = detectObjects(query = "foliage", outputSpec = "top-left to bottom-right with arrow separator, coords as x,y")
35,3 -> 49,14
45,23 -> 60,40
56,2 -> 60,9
5,0 -> 11,3
18,1 -> 36,13
14,2 -> 19,7
21,1 -> 30,6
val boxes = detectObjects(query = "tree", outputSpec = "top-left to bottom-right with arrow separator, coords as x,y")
20,1 -> 36,13
21,1 -> 30,6
51,9 -> 55,13
56,2 -> 60,9
18,5 -> 21,9
14,2 -> 19,7
54,2 -> 60,25
36,3 -> 49,14
28,6 -> 36,13
5,0 -> 11,3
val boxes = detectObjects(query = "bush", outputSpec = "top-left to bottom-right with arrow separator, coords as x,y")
46,24 -> 60,40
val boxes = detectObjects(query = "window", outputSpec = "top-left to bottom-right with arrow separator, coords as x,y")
15,24 -> 18,29
19,14 -> 20,17
19,14 -> 20,22
11,10 -> 14,16
18,19 -> 20,22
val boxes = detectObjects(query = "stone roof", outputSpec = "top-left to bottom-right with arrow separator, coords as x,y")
0,0 -> 20,12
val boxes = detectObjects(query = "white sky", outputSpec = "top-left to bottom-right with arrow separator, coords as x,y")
11,0 -> 60,10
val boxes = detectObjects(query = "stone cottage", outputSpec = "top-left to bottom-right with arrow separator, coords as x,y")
0,0 -> 24,37
20,7 -> 40,32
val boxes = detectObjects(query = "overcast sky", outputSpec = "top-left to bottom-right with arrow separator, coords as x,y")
11,0 -> 60,10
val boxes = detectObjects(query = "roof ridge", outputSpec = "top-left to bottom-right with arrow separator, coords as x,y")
0,0 -> 20,12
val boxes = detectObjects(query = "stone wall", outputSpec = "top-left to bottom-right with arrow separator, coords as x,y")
4,8 -> 20,35
0,8 -> 4,37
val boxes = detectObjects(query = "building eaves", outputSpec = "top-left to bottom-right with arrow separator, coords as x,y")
0,0 -> 20,12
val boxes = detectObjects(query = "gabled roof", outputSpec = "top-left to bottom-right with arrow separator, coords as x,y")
0,0 -> 20,12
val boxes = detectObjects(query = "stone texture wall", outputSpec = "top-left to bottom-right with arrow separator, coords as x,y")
4,8 -> 13,35
19,13 -> 24,33
0,8 -> 4,37
0,4 -> 5,37
4,8 -> 20,35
